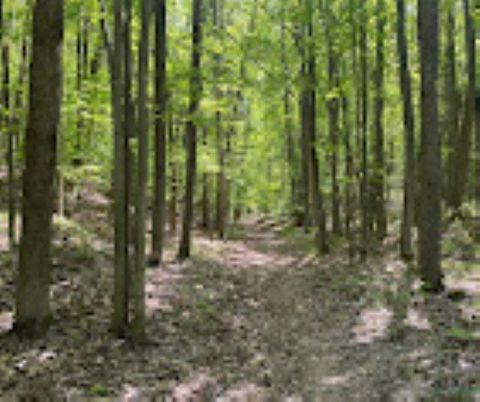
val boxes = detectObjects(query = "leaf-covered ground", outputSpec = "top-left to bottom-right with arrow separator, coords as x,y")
0,189 -> 479,400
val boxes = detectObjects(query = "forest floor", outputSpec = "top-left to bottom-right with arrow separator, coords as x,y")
0,184 -> 480,401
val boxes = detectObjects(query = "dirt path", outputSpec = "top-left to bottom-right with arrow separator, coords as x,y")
0,217 -> 479,400
184,219 -> 480,400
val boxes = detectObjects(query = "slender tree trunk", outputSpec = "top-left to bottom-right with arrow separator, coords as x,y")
75,17 -> 83,157
396,0 -> 416,260
213,0 -> 227,239
476,91 -> 480,207
12,40 -> 28,234
349,0 -> 360,258
373,0 -> 386,239
169,121 -> 178,234
82,16 -> 91,149
463,0 -> 475,202
216,110 -> 226,239
111,0 -> 129,336
201,128 -> 210,229
359,3 -> 369,261
306,0 -> 327,253
15,0 -> 63,337
342,90 -> 354,258
448,0 -> 475,212
132,0 -> 151,341
178,0 -> 202,259
2,9 -> 14,249
444,2 -> 459,208
281,4 -> 295,213
151,0 -> 167,263
418,0 -> 443,292
326,6 -> 341,236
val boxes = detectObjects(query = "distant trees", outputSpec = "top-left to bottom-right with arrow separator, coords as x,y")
9,0 -> 479,339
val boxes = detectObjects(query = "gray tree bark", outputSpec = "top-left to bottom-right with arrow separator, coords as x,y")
151,0 -> 167,264
132,0 -> 151,341
418,0 -> 443,292
178,0 -> 202,259
15,0 -> 64,337
396,0 -> 416,260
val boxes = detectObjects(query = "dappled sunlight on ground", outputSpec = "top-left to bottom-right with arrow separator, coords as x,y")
405,308 -> 431,330
195,235 -> 297,274
352,306 -> 392,344
145,260 -> 185,316
0,311 -> 13,334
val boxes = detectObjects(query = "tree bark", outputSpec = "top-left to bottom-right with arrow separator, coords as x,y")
151,0 -> 167,263
326,5 -> 341,236
448,0 -> 476,212
15,0 -> 64,337
132,0 -> 151,341
178,0 -> 202,259
418,0 -> 443,292
373,0 -> 387,239
2,7 -> 14,250
444,2 -> 459,208
111,0 -> 129,336
396,0 -> 416,260
359,2 -> 369,261
306,0 -> 328,253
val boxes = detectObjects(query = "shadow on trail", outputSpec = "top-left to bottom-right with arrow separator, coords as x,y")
188,218 -> 480,400
0,214 -> 478,400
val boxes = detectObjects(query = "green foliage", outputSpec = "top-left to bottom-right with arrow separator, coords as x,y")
88,383 -> 109,397
447,327 -> 480,342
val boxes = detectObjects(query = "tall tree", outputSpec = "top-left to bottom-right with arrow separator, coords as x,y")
418,0 -> 443,291
132,0 -> 151,341
214,0 -> 227,240
306,0 -> 327,253
396,0 -> 416,260
326,3 -> 341,236
444,1 -> 459,208
178,0 -> 203,259
151,0 -> 167,264
447,0 -> 476,212
111,0 -> 129,336
372,0 -> 386,239
2,2 -> 15,249
359,1 -> 369,260
15,0 -> 64,336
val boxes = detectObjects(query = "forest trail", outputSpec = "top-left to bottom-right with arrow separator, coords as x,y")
1,214 -> 479,400
163,218 -> 479,400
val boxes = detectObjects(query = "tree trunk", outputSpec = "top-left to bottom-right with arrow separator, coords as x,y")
132,0 -> 151,341
2,9 -> 14,249
396,0 -> 416,260
476,90 -> 480,206
178,0 -> 202,259
359,3 -> 369,261
151,0 -> 167,264
306,0 -> 327,253
201,128 -> 210,229
373,0 -> 386,239
448,0 -> 475,212
281,4 -> 295,213
326,6 -> 341,236
444,2 -> 459,208
418,0 -> 443,292
111,0 -> 129,337
168,121 -> 177,234
15,0 -> 63,337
